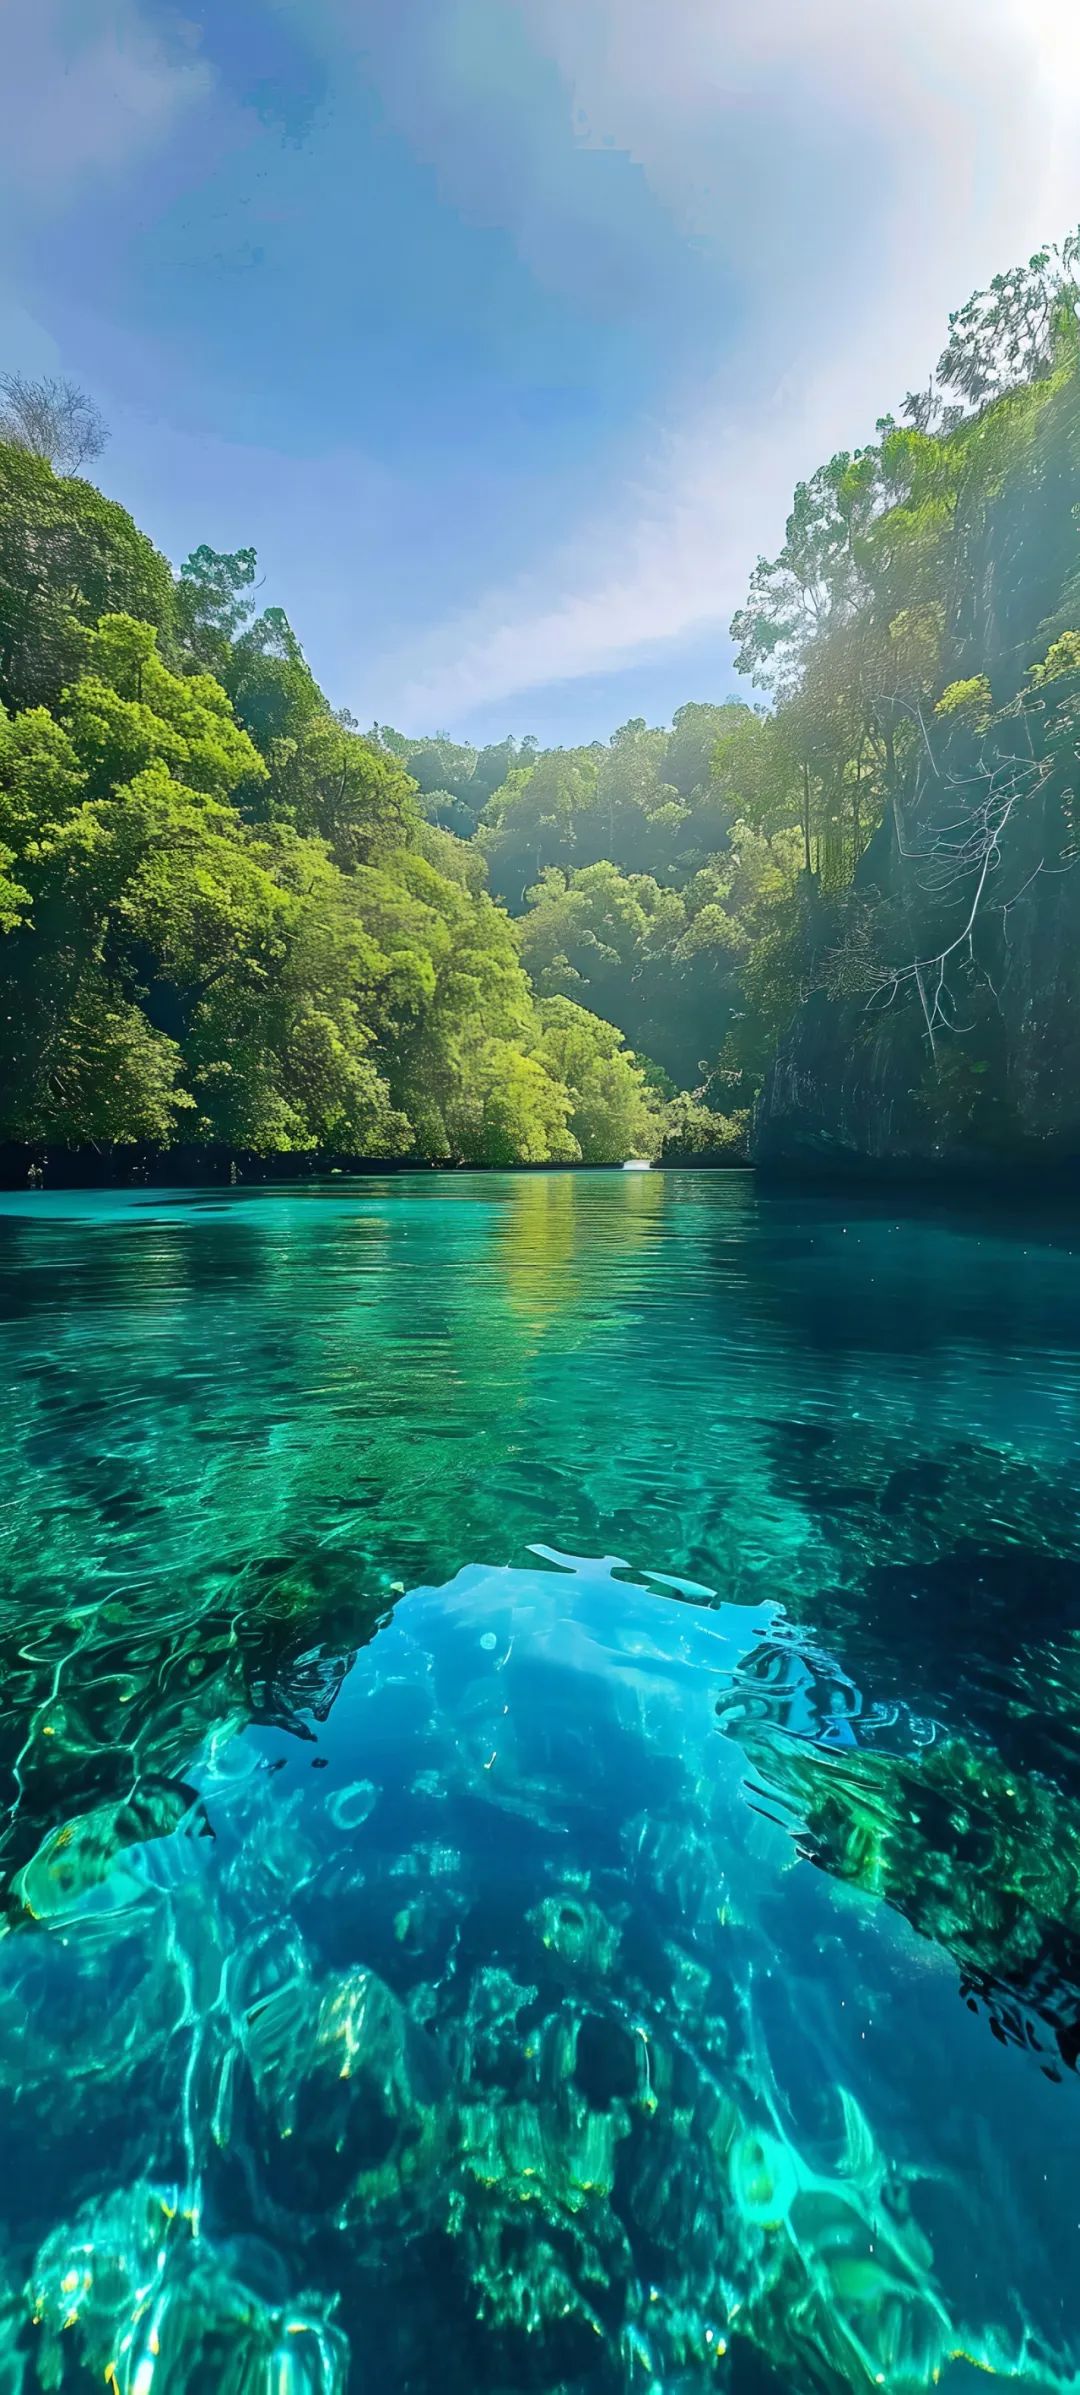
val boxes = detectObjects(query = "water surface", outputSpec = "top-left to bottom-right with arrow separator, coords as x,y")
1,1171 -> 1079,2392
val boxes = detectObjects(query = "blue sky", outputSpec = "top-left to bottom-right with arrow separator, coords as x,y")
1,0 -> 1078,746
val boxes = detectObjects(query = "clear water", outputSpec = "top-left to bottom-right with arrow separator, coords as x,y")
1,1171 -> 1080,2393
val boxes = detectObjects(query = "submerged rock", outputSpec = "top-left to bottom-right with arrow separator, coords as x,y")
243,1964 -> 450,2227
26,2185 -> 347,2394
8,1780 -> 210,1927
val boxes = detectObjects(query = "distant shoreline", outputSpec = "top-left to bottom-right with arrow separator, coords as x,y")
4,1144 -> 1080,1195
0,1146 -> 750,1190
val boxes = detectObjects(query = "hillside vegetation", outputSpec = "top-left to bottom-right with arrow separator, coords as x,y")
3,230 -> 1079,1172
0,477 -> 663,1167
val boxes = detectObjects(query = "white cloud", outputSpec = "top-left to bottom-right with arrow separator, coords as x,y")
0,0 -> 212,202
387,0 -> 1080,726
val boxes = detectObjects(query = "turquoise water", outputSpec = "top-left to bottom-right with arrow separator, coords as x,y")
1,1172 -> 1080,2391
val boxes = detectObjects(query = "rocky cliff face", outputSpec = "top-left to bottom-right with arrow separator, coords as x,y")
754,846 -> 1080,1174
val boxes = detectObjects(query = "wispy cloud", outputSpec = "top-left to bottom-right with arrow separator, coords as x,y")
384,0 -> 1080,728
0,0 -> 213,203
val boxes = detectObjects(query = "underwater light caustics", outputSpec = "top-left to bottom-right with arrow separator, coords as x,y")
3,1181 -> 1080,2393
0,1550 -> 1077,2394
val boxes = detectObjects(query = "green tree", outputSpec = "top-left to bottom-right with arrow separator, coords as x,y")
172,544 -> 261,674
517,859 -> 743,1088
264,710 -> 419,866
0,441 -> 173,714
921,228 -> 1080,415
480,747 -> 602,905
65,613 -> 267,802
535,996 -> 663,1163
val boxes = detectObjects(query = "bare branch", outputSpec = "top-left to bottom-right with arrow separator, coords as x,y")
865,749 -> 1052,1054
0,372 -> 108,477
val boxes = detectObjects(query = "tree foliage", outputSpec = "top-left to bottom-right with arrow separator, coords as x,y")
719,226 -> 1080,1141
0,443 -> 173,714
0,452 -> 658,1165
9,226 -> 1072,1175
534,997 -> 664,1164
478,706 -> 740,905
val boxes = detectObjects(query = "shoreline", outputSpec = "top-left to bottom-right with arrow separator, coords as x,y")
0,1146 -> 751,1191
3,1145 -> 1080,1199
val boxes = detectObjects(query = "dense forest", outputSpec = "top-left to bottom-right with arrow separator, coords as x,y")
0,468 -> 666,1170
2,228 -> 1079,1174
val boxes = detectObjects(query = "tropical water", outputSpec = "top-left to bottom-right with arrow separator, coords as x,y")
1,1172 -> 1079,2394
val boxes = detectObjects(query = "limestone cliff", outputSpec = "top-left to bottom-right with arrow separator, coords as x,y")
754,821 -> 1080,1173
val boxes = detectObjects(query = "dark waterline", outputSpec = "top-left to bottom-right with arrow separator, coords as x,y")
1,1171 -> 1079,2392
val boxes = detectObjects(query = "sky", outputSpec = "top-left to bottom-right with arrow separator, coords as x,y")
1,0 -> 1079,747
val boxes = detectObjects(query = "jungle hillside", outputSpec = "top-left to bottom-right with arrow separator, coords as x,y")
2,230 -> 1080,1178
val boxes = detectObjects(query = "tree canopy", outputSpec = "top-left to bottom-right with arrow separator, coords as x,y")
0,471 -> 663,1165
5,225 -> 1077,1172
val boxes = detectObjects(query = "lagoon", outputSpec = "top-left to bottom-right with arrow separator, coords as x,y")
1,1172 -> 1079,2391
